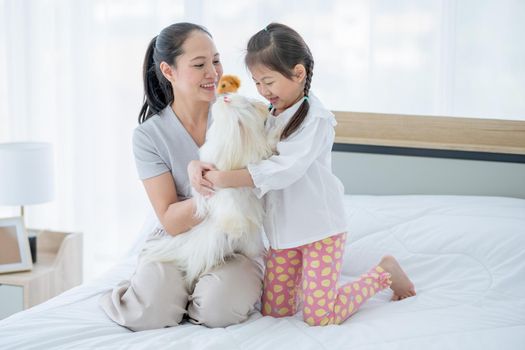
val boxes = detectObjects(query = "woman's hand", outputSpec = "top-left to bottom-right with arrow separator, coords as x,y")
187,160 -> 216,196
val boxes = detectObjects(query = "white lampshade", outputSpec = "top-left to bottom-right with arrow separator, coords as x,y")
0,142 -> 55,206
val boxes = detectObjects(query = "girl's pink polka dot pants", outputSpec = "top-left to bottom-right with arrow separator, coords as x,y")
261,233 -> 392,326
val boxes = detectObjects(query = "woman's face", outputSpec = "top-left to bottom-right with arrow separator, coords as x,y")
171,31 -> 223,103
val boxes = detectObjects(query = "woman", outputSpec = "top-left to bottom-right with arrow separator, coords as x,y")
99,22 -> 263,331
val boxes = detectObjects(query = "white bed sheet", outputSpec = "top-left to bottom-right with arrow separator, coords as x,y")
1,195 -> 524,350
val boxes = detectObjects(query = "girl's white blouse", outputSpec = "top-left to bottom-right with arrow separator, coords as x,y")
247,93 -> 348,249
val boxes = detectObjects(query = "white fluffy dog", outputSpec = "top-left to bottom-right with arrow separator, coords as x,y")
140,94 -> 272,289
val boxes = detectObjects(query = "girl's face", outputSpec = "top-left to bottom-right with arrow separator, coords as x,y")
250,63 -> 305,115
169,31 -> 223,103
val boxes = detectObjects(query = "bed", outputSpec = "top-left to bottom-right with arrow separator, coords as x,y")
0,194 -> 524,349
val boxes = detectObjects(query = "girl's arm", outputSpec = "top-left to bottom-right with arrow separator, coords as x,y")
205,117 -> 332,195
142,172 -> 203,236
204,168 -> 254,189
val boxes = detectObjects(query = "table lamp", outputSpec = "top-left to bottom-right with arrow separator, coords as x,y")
0,142 -> 55,217
0,142 -> 55,262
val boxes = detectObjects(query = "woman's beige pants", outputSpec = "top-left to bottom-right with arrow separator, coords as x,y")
99,231 -> 263,331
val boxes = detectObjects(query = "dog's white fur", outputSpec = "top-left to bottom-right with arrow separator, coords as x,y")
140,94 -> 272,289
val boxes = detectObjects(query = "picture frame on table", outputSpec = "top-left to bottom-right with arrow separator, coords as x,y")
0,217 -> 33,274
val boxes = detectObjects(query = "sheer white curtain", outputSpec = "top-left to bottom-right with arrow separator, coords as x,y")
0,0 -> 181,279
1,0 -> 524,281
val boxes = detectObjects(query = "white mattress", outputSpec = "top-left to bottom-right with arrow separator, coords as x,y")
1,195 -> 524,350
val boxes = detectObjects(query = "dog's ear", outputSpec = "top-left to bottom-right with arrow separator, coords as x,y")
252,101 -> 270,120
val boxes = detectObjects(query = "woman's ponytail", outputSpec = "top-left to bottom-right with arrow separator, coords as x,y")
138,36 -> 173,124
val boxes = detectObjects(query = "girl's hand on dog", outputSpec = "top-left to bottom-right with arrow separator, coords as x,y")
188,160 -> 216,197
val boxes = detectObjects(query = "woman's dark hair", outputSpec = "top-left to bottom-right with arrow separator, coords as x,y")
139,23 -> 211,124
245,23 -> 314,140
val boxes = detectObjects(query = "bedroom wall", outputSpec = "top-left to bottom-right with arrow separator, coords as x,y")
332,151 -> 525,199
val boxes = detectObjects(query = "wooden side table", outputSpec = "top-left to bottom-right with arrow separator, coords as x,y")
0,229 -> 83,319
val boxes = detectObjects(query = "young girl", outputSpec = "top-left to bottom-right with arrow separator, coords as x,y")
190,23 -> 416,326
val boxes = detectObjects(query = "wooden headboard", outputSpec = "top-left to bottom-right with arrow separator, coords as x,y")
333,111 -> 525,163
330,111 -> 525,198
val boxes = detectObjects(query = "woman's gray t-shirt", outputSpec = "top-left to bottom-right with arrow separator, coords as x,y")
132,106 -> 210,201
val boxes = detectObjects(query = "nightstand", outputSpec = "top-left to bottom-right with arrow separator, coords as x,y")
0,229 -> 83,319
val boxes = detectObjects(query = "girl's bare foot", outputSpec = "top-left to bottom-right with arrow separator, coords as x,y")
378,255 -> 416,301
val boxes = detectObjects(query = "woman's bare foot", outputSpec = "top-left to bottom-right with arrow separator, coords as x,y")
378,255 -> 416,301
